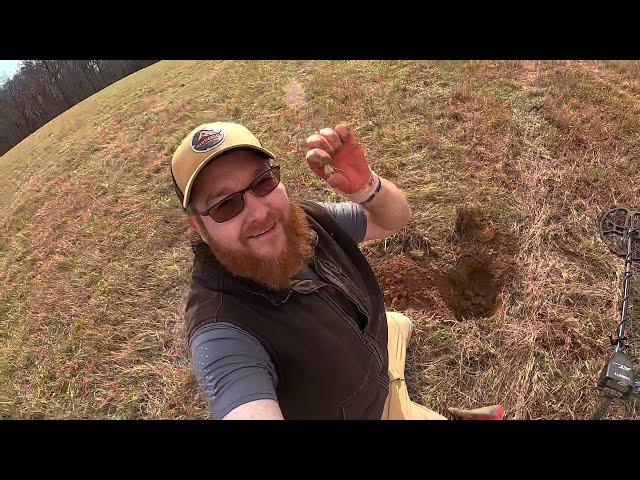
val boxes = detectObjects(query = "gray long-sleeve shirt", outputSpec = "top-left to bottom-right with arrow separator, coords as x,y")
190,202 -> 368,419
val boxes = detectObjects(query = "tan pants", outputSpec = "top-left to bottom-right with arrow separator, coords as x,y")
381,312 -> 447,420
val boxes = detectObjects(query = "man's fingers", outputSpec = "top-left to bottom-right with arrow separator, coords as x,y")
319,128 -> 343,152
305,148 -> 333,180
305,148 -> 332,170
335,122 -> 355,144
306,134 -> 335,155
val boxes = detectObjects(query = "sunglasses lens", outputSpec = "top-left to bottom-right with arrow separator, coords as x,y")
212,193 -> 244,222
208,167 -> 280,223
252,168 -> 280,197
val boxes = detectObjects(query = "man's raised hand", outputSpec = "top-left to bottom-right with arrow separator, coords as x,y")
305,122 -> 373,195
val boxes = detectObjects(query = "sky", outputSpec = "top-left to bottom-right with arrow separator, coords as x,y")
0,59 -> 23,84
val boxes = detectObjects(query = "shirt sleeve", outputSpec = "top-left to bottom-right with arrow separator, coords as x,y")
190,322 -> 279,420
319,201 -> 368,243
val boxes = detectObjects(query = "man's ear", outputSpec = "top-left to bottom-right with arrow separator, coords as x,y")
187,215 -> 200,233
187,215 -> 209,244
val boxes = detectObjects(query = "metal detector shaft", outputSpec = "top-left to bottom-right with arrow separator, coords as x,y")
616,233 -> 636,352
594,207 -> 640,418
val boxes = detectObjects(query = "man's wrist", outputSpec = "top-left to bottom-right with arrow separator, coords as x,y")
348,170 -> 382,205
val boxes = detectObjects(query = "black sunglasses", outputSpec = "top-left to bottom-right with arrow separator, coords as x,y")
199,165 -> 281,223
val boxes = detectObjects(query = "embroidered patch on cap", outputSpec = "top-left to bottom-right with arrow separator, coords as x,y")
191,128 -> 226,152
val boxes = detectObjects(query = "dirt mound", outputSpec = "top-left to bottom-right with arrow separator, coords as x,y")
370,210 -> 516,321
372,255 -> 452,315
372,253 -> 506,321
453,208 -> 496,243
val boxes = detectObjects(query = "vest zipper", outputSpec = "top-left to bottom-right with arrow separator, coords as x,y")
315,259 -> 384,367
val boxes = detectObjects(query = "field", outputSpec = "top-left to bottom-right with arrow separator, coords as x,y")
1,60 -> 639,419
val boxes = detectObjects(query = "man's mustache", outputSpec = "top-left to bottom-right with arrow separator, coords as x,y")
243,212 -> 279,239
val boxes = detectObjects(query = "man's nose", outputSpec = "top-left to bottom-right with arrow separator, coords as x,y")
242,190 -> 270,223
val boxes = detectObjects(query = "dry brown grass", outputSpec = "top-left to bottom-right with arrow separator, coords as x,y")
1,60 -> 639,418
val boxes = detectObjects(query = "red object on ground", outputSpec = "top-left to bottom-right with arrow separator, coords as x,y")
447,404 -> 506,420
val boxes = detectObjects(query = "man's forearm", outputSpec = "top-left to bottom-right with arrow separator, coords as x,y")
356,176 -> 411,231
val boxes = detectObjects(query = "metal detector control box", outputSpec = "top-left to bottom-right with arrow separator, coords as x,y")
598,351 -> 635,397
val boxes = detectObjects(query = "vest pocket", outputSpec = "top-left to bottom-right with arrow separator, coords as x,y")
340,360 -> 386,420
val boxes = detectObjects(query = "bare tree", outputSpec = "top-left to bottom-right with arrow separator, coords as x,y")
42,60 -> 74,109
0,60 -> 159,155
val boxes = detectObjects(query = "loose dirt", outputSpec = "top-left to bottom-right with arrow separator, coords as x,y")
371,210 -> 516,321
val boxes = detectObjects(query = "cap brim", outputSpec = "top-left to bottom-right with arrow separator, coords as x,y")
182,144 -> 276,209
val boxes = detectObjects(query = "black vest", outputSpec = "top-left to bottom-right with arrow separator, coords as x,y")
185,200 -> 389,419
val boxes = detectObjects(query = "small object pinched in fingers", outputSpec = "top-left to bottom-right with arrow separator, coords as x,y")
323,164 -> 335,176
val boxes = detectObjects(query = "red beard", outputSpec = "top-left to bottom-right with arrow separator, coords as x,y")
206,200 -> 315,290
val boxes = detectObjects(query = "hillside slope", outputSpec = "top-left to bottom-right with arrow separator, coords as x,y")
1,60 -> 639,418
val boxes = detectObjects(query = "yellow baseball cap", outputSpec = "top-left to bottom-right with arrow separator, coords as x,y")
171,122 -> 276,209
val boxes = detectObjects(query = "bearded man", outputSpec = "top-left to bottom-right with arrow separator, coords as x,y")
170,121 -> 504,420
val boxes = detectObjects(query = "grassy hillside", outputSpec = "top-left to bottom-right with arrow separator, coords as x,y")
1,60 -> 639,419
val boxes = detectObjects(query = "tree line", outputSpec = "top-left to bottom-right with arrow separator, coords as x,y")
0,60 -> 159,155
